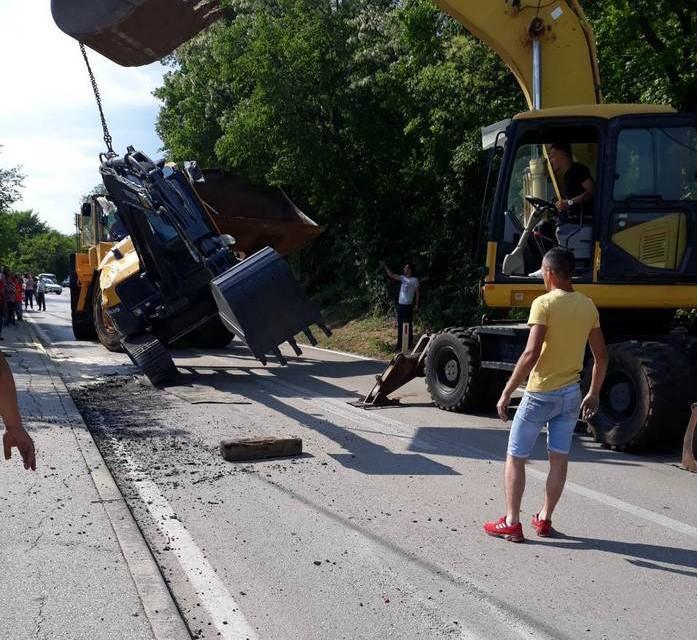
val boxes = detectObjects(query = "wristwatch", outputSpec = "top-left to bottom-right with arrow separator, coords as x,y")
566,199 -> 574,207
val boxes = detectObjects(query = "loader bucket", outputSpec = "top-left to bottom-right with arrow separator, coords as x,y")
51,0 -> 222,67
682,404 -> 697,473
211,247 -> 331,366
193,169 -> 323,257
362,334 -> 431,407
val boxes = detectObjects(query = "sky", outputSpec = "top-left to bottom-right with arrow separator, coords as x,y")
0,1 -> 166,234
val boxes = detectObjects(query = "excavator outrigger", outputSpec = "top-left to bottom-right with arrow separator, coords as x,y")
366,1 -> 697,455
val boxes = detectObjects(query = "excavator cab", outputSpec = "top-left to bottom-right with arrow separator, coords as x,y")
494,123 -> 599,279
51,0 -> 222,67
483,106 -> 697,310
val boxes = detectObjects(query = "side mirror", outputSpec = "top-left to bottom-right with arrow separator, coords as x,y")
81,202 -> 92,217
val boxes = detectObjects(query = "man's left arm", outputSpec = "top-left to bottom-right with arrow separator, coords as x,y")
496,324 -> 546,421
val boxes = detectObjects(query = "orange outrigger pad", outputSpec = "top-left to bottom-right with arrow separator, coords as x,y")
362,334 -> 431,406
682,404 -> 697,473
52,0 -> 222,67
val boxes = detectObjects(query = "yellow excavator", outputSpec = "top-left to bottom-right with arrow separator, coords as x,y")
364,1 -> 697,457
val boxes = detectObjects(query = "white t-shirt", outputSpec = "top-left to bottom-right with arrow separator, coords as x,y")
398,276 -> 419,305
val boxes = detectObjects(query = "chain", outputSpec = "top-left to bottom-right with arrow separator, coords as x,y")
79,43 -> 114,154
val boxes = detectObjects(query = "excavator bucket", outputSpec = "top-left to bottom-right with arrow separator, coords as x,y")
361,334 -> 431,407
51,0 -> 223,67
682,404 -> 697,473
211,247 -> 331,366
192,169 -> 323,257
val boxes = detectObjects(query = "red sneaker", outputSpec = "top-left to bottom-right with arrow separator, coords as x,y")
483,516 -> 524,542
531,513 -> 553,537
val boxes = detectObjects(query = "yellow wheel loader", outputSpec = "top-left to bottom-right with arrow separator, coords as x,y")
70,157 -> 325,379
368,1 -> 697,452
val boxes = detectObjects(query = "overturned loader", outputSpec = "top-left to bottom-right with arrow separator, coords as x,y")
72,147 -> 329,385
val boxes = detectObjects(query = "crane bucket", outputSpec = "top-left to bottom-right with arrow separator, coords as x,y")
192,169 -> 323,258
51,0 -> 223,67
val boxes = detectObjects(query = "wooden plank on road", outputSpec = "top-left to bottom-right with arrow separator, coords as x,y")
220,437 -> 302,462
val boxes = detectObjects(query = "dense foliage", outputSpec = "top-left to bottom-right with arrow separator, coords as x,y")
0,157 -> 74,280
155,0 -> 697,326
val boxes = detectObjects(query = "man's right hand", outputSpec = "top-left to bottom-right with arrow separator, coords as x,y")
3,428 -> 36,471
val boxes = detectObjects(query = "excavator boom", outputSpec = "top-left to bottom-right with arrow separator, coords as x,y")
435,0 -> 601,108
51,0 -> 223,67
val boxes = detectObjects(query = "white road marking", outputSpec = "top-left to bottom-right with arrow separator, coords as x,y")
110,439 -> 259,640
298,343 -> 381,362
261,376 -> 697,542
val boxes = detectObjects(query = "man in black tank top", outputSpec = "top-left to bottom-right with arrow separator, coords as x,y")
549,143 -> 594,225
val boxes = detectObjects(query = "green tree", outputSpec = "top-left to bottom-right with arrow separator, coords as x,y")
583,1 -> 697,110
0,210 -> 74,280
156,0 -> 521,325
0,148 -> 24,212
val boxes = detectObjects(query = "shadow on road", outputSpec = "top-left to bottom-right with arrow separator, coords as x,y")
408,426 -> 681,467
173,368 -> 459,476
537,533 -> 697,578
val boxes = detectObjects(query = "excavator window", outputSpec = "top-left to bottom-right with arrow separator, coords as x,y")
499,126 -> 599,278
614,126 -> 697,202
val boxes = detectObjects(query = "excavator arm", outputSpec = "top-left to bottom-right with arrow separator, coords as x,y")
52,0 -> 602,109
435,0 -> 601,108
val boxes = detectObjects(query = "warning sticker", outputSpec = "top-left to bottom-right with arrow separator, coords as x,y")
551,6 -> 563,20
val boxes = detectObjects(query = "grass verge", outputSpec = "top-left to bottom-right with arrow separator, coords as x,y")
301,300 -> 426,360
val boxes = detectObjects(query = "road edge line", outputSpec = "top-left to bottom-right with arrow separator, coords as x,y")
24,317 -> 192,640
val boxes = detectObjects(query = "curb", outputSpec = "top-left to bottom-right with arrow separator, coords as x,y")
24,317 -> 191,640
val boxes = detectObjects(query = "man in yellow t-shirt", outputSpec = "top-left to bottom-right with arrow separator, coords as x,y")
484,248 -> 607,542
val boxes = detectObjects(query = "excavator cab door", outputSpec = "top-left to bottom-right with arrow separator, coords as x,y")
51,0 -> 222,67
598,114 -> 697,282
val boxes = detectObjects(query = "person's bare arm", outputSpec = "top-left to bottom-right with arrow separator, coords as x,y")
580,327 -> 608,421
557,177 -> 595,210
496,324 -> 546,421
382,263 -> 402,283
0,354 -> 36,471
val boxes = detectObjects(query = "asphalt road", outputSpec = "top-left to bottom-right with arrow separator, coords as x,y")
29,295 -> 697,640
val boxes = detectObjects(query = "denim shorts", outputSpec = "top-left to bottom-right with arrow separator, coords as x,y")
507,383 -> 582,458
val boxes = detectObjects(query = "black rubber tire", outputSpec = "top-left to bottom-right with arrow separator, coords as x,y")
70,270 -> 96,341
93,276 -> 124,353
425,327 -> 502,411
122,333 -> 178,387
185,317 -> 235,349
582,341 -> 695,451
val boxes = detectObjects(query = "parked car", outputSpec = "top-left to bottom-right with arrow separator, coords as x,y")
40,276 -> 63,295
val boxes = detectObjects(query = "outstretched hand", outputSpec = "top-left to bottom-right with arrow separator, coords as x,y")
3,428 -> 36,471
